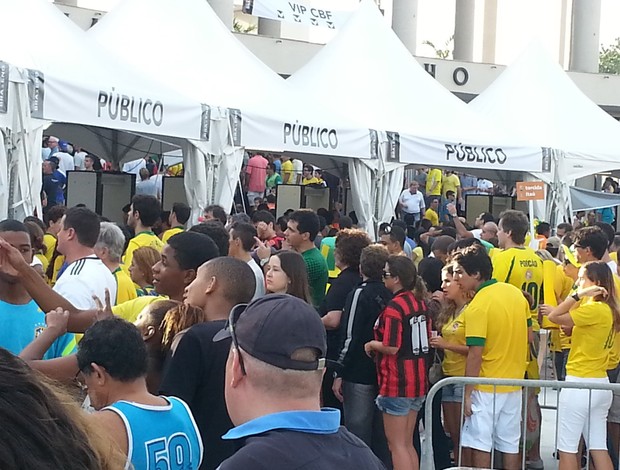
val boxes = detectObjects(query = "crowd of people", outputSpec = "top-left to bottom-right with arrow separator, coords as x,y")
9,146 -> 620,470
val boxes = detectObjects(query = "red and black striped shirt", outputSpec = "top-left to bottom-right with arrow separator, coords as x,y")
374,290 -> 430,398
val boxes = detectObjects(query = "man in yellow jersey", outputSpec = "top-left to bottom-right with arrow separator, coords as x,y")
492,210 -> 544,467
424,198 -> 440,227
451,244 -> 529,470
0,232 -> 221,333
94,222 -> 137,305
122,195 -> 164,276
425,168 -> 442,207
43,205 -> 66,285
161,202 -> 190,244
442,170 -> 461,202
281,155 -> 294,184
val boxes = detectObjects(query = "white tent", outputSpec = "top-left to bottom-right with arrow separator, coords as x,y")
288,0 -> 544,236
470,44 -> 620,222
89,0 -> 376,220
0,0 -> 207,220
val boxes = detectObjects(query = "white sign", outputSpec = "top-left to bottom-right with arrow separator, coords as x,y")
398,134 -> 549,173
27,69 -> 208,141
241,110 -> 375,159
242,0 -> 351,29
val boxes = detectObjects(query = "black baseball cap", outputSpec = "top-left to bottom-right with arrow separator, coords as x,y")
214,294 -> 327,371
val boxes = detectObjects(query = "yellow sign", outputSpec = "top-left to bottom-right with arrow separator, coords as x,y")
516,181 -> 545,201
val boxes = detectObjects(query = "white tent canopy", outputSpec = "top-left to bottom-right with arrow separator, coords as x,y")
470,44 -> 620,222
89,0 -> 373,160
289,0 -> 544,172
0,0 -> 211,220
288,0 -> 544,235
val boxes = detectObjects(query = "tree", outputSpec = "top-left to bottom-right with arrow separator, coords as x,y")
233,19 -> 257,33
422,35 -> 454,60
599,38 -> 620,74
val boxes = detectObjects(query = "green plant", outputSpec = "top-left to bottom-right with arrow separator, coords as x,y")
233,18 -> 257,33
599,38 -> 620,74
422,35 -> 454,59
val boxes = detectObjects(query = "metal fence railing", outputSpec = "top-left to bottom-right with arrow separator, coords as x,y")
421,376 -> 620,470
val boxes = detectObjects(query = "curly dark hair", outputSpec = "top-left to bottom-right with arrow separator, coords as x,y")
335,229 -> 371,270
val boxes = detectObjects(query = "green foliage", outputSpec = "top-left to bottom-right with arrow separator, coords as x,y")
422,35 -> 454,59
233,18 -> 257,33
599,38 -> 620,74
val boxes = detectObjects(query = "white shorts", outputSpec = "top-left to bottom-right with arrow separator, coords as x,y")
558,376 -> 612,453
461,390 -> 522,454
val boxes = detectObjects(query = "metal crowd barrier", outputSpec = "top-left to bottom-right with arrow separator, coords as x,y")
421,376 -> 620,470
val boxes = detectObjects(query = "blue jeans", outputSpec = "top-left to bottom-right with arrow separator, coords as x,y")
343,382 -> 391,467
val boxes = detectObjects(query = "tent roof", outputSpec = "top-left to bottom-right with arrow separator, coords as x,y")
287,0 -> 526,146
570,186 -> 620,212
0,0 -> 203,142
470,44 -> 620,179
88,0 -> 372,158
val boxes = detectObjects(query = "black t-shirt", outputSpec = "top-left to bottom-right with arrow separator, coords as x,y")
158,320 -> 237,470
218,427 -> 386,470
319,268 -> 362,360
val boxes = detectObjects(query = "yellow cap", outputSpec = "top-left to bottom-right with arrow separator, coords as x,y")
562,244 -> 581,267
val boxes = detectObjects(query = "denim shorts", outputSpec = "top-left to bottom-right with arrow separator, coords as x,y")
441,383 -> 464,403
375,395 -> 425,416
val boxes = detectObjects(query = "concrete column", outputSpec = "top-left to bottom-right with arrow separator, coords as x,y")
391,0 -> 418,55
569,0 -> 601,73
453,0 -> 475,62
481,0 -> 497,63
258,18 -> 282,38
208,0 -> 234,29
558,0 -> 570,67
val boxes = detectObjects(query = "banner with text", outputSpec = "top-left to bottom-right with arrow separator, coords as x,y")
399,134 -> 550,173
241,110 -> 375,159
25,68 -> 208,141
242,0 -> 351,29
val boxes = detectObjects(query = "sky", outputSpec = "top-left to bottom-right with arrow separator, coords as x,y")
61,0 -> 620,67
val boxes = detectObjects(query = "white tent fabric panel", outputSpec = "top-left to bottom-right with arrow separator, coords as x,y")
89,0 -> 373,159
348,160 -> 376,240
470,44 -> 620,181
288,0 -> 543,173
570,187 -> 620,212
0,0 -> 205,141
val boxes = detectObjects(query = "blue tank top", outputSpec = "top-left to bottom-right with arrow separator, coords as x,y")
104,396 -> 203,470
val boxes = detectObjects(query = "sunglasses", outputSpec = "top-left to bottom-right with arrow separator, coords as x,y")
382,270 -> 393,279
226,303 -> 249,376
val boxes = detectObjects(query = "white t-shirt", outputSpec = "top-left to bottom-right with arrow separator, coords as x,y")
247,259 -> 266,301
476,179 -> 494,194
608,260 -> 618,274
53,256 -> 117,309
292,159 -> 304,185
73,151 -> 87,170
399,189 -> 425,214
55,152 -> 75,176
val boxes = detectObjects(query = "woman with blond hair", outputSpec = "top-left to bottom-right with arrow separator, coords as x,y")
129,246 -> 161,296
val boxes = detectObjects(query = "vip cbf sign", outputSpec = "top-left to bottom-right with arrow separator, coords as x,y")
243,0 -> 351,29
0,62 -> 8,114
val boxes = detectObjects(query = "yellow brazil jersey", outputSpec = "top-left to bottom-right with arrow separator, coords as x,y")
113,267 -> 138,304
281,159 -> 294,184
161,226 -> 184,244
122,231 -> 165,275
43,233 -> 57,265
463,280 -> 529,392
113,295 -> 165,324
567,298 -> 615,378
424,208 -> 439,227
442,173 -> 460,198
302,176 -> 321,185
492,247 -> 543,331
441,311 -> 467,377
426,168 -> 442,196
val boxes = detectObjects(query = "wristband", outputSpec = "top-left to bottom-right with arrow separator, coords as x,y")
571,292 -> 580,302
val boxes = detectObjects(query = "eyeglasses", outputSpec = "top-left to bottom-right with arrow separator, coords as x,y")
382,270 -> 393,279
574,244 -> 585,249
226,303 -> 249,376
